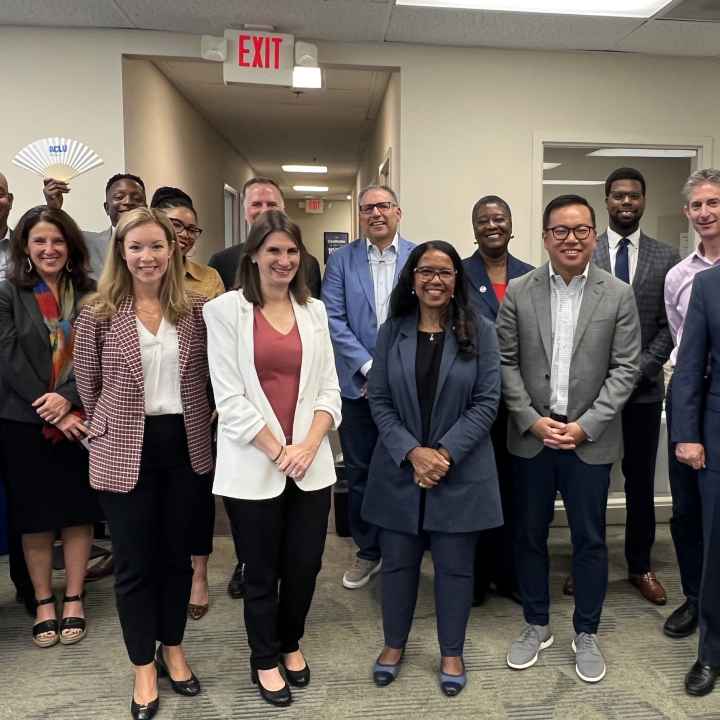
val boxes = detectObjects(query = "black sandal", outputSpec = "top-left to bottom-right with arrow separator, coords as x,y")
32,596 -> 59,648
60,594 -> 87,645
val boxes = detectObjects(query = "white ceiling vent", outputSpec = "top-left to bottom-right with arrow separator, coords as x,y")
660,0 -> 720,22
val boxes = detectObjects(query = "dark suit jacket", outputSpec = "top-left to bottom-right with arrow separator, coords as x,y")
671,264 -> 720,471
208,243 -> 322,298
362,312 -> 502,535
0,280 -> 86,424
463,250 -> 534,322
594,231 -> 679,403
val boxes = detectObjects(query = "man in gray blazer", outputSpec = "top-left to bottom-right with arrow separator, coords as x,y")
581,168 -> 678,606
43,173 -> 147,279
497,194 -> 640,684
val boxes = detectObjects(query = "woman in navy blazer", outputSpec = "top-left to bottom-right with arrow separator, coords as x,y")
363,241 -> 502,696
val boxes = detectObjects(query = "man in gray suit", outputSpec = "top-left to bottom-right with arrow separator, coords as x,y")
43,173 -> 147,279
498,194 -> 640,683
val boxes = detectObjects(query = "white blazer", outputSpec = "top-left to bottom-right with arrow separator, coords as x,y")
203,291 -> 342,500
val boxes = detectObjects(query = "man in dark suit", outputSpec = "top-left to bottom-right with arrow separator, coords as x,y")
566,168 -> 678,605
672,263 -> 720,696
463,194 -> 533,604
498,194 -> 640,683
208,176 -> 322,297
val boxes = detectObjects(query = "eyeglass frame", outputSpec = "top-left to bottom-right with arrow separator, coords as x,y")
413,266 -> 458,282
544,224 -> 595,241
168,217 -> 203,238
358,201 -> 397,216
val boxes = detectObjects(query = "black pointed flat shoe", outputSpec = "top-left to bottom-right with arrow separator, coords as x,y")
130,695 -> 159,720
251,665 -> 292,707
155,646 -> 201,696
281,656 -> 310,687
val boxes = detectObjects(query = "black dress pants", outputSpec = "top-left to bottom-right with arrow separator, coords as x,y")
188,473 -> 215,557
699,468 -> 720,666
98,415 -> 198,666
620,400 -> 663,575
224,479 -> 331,670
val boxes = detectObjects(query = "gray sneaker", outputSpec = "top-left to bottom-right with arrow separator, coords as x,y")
506,624 -> 554,669
572,633 -> 606,683
342,557 -> 382,589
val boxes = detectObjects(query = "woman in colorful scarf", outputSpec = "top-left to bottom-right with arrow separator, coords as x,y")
0,205 -> 100,649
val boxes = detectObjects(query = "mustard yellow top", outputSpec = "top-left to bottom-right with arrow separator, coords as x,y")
184,259 -> 225,300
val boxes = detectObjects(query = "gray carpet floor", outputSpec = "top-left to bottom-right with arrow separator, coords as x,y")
0,525 -> 717,719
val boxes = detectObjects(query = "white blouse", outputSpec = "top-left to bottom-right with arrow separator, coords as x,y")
136,317 -> 183,416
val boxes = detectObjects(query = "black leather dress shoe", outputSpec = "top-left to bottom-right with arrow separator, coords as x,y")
664,599 -> 698,638
228,564 -> 245,599
130,695 -> 159,720
251,666 -> 292,706
686,660 -> 720,696
155,646 -> 201,696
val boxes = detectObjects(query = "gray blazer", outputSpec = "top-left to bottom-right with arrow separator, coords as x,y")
594,231 -> 679,404
496,262 -> 641,465
83,228 -> 112,281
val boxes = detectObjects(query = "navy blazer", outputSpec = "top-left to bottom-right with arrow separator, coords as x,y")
671,264 -> 720,471
463,250 -> 534,322
362,311 -> 503,535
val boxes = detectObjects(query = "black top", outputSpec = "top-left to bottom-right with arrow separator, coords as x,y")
415,330 -> 445,445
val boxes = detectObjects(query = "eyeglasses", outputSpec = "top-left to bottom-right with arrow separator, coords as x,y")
359,201 -> 396,215
413,267 -> 457,282
544,225 -> 595,241
169,217 -> 203,239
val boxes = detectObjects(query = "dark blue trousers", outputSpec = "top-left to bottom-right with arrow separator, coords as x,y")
666,378 -> 703,601
380,528 -> 478,656
699,469 -> 720,666
338,397 -> 380,562
513,448 -> 611,635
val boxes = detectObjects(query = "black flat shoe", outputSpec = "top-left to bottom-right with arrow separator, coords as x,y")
664,599 -> 698,639
251,666 -> 292,707
686,660 -> 720,696
281,656 -> 310,687
155,646 -> 201,696
130,696 -> 159,720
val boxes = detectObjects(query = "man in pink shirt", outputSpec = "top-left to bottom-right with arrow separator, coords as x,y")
663,169 -> 720,640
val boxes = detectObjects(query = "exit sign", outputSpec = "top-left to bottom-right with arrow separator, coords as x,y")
223,30 -> 294,86
305,198 -> 324,214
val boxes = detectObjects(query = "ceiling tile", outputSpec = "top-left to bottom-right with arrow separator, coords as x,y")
0,0 -> 133,27
617,18 -> 720,55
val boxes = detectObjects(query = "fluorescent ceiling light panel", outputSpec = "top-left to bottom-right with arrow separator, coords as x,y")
282,164 -> 328,173
543,162 -> 562,170
543,180 -> 605,185
293,185 -> 328,192
292,66 -> 322,89
395,1 -> 673,18
586,148 -> 697,158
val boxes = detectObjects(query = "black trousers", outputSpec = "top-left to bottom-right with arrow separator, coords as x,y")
380,528 -> 478,656
666,378 -> 703,601
338,397 -> 380,562
513,448 -> 611,634
474,405 -> 516,596
224,479 -> 331,670
620,400 -> 663,574
98,415 -> 198,666
189,473 -> 215,557
699,468 -> 720,666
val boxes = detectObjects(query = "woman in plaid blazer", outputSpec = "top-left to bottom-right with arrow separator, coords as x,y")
74,208 -> 212,720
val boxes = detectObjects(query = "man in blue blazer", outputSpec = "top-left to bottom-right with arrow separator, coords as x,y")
463,194 -> 533,605
672,263 -> 720,696
322,185 -> 414,589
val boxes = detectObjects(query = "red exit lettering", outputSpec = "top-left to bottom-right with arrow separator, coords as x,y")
238,34 -> 284,70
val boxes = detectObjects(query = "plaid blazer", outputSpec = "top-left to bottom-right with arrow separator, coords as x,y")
594,232 -> 680,404
73,294 -> 213,493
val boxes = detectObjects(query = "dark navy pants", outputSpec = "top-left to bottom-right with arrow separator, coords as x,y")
699,469 -> 720,666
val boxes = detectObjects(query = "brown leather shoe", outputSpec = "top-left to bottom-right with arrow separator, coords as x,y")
562,574 -> 575,596
85,553 -> 114,582
628,572 -> 667,605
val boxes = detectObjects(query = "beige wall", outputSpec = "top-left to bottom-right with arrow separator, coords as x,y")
123,58 -> 255,263
285,200 -> 353,270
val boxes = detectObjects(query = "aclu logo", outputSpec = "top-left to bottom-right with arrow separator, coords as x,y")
48,144 -> 68,154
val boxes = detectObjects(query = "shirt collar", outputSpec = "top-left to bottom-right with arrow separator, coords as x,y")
366,233 -> 399,257
184,258 -> 203,280
549,261 -> 590,285
692,242 -> 720,266
607,227 -> 641,247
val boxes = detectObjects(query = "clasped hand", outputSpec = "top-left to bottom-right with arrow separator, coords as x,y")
531,417 -> 587,450
33,392 -> 71,424
408,446 -> 450,488
275,442 -> 318,481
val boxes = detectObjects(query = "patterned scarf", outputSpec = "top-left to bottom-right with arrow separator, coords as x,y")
33,279 -> 80,442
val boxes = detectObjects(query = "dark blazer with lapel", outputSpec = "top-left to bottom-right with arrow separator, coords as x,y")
73,294 -> 213,493
594,231 -> 679,403
208,243 -> 322,298
463,250 -> 534,322
671,264 -> 720,471
362,312 -> 502,535
0,280 -> 86,424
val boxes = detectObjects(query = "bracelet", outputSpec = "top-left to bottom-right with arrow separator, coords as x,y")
272,446 -> 285,463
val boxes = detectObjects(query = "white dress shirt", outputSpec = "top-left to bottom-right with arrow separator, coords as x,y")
137,317 -> 183,416
549,263 -> 589,416
0,228 -> 11,281
606,227 -> 640,284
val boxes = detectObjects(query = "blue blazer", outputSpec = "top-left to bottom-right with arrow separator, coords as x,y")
671,264 -> 720,471
362,312 -> 503,535
463,250 -> 534,322
322,236 -> 415,398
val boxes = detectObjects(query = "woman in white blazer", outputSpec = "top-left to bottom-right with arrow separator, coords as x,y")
203,210 -> 341,708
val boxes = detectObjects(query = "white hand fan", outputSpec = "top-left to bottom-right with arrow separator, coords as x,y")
13,137 -> 104,182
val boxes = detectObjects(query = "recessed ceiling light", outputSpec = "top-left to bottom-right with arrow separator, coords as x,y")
586,148 -> 697,158
282,164 -> 328,173
395,0 -> 673,18
543,162 -> 562,170
292,66 -> 322,89
543,180 -> 605,185
293,185 -> 328,192
346,195 -> 352,200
